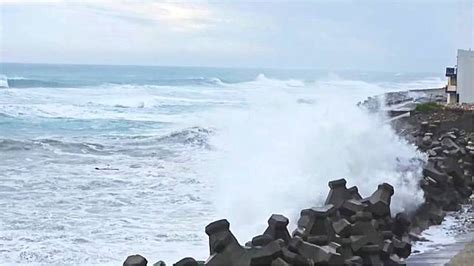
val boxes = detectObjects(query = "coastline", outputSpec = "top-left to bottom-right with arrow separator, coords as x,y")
124,87 -> 474,265
380,87 -> 474,265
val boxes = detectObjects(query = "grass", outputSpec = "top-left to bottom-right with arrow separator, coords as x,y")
415,102 -> 443,112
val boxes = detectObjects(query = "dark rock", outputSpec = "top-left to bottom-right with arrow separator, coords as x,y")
299,205 -> 336,240
124,255 -> 148,266
350,212 -> 382,251
348,186 -> 363,200
385,254 -> 406,265
340,199 -> 366,218
263,214 -> 291,244
173,257 -> 197,266
381,239 -> 394,260
357,245 -> 382,265
325,178 -> 352,208
344,256 -> 363,266
252,234 -> 274,247
249,239 -> 284,265
392,212 -> 411,237
332,218 -> 352,237
271,258 -> 290,266
382,231 -> 394,240
366,183 -> 394,217
281,247 -> 311,266
204,220 -> 246,266
306,235 -> 329,245
392,238 -> 411,259
292,238 -> 343,264
423,161 -> 449,185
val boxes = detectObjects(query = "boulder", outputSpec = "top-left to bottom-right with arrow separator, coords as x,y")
325,178 -> 352,208
332,218 -> 352,237
204,219 -> 247,266
392,212 -> 411,237
392,238 -> 411,259
252,234 -> 274,247
263,214 -> 291,244
124,255 -> 148,266
344,256 -> 363,266
348,186 -> 363,200
173,257 -> 197,266
249,239 -> 284,265
340,199 -> 366,218
366,183 -> 394,218
350,212 -> 382,251
271,258 -> 290,266
299,205 -> 336,239
357,245 -> 382,265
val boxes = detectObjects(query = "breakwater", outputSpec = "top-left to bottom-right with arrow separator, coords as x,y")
124,109 -> 473,266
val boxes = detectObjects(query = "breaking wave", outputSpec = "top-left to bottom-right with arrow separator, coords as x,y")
202,75 -> 427,241
0,67 -> 440,264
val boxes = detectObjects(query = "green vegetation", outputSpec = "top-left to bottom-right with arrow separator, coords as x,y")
415,102 -> 443,112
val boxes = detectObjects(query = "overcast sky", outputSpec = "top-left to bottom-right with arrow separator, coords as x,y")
1,0 -> 473,71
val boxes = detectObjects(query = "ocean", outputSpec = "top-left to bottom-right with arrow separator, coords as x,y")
0,63 -> 445,264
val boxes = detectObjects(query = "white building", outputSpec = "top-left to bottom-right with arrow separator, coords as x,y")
446,49 -> 474,104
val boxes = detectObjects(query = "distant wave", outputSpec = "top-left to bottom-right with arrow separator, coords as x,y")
0,75 -> 8,88
1,76 -> 68,88
157,126 -> 213,148
0,127 -> 213,155
0,138 -> 111,155
0,74 -> 227,89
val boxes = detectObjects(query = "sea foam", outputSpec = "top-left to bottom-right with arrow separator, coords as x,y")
203,75 -> 426,242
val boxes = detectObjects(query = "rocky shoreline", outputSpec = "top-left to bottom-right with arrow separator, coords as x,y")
124,89 -> 473,266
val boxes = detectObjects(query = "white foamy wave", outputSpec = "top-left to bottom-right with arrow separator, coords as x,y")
201,77 -> 426,242
0,73 -> 433,264
0,83 -> 242,121
0,75 -> 9,88
380,76 -> 446,91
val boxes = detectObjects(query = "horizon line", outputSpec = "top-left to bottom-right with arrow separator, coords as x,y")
0,61 -> 443,75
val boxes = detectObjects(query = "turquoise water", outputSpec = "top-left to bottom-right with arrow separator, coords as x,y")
0,63 -> 443,264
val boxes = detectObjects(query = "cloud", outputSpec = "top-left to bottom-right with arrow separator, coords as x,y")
1,0 -> 224,32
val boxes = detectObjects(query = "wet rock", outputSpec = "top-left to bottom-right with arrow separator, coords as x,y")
325,178 -> 352,208
299,205 -> 336,239
385,254 -> 406,265
271,258 -> 290,266
381,239 -> 394,260
249,239 -> 284,265
173,257 -> 197,266
392,238 -> 411,259
382,231 -> 394,240
306,235 -> 329,246
348,186 -> 363,200
340,199 -> 366,218
281,246 -> 311,266
392,212 -> 411,237
366,183 -> 394,217
423,161 -> 449,184
252,234 -> 274,247
124,255 -> 148,266
336,238 -> 354,259
204,219 -> 246,266
357,245 -> 382,265
345,256 -> 363,266
263,214 -> 291,244
350,212 -> 382,251
332,218 -> 352,237
292,238 -> 343,264
205,219 -> 239,254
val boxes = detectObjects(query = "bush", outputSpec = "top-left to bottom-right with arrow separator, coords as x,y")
415,102 -> 443,112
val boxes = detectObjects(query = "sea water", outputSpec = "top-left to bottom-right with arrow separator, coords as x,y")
0,63 -> 445,264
